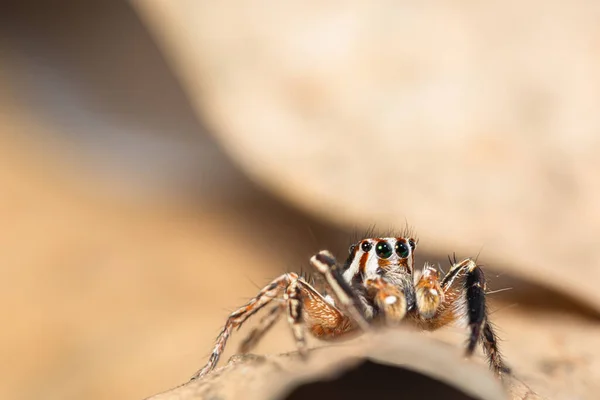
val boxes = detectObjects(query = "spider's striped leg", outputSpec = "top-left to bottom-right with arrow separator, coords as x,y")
442,258 -> 510,376
243,279 -> 355,356
238,303 -> 284,354
310,251 -> 370,331
285,278 -> 357,358
364,277 -> 407,325
190,273 -> 297,381
285,278 -> 308,357
298,279 -> 356,339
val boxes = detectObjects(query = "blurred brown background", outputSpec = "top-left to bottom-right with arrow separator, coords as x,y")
1,2 -> 599,399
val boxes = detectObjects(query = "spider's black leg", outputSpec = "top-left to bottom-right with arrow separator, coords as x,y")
465,262 -> 486,355
450,258 -> 510,376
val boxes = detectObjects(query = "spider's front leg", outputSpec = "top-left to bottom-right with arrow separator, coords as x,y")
310,251 -> 370,330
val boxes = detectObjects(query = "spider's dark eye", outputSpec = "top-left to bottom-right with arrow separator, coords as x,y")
396,241 -> 410,258
360,241 -> 373,252
348,244 -> 356,254
408,239 -> 416,250
375,241 -> 393,259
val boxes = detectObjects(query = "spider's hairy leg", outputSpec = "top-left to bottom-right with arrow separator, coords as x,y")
297,279 -> 355,339
241,279 -> 356,354
463,260 -> 486,355
482,320 -> 511,375
415,263 -> 444,319
310,251 -> 370,331
442,258 -> 510,376
365,277 -> 407,325
285,278 -> 308,357
240,282 -> 354,355
238,303 -> 284,354
190,272 -> 297,381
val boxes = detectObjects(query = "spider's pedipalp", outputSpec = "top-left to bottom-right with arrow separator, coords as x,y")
415,263 -> 444,319
365,277 -> 407,325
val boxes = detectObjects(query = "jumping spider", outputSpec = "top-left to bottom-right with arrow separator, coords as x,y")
191,234 -> 510,380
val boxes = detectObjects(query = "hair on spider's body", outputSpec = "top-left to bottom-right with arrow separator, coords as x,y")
190,233 -> 510,380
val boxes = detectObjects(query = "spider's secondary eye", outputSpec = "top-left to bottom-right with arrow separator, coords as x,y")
348,244 -> 356,254
396,241 -> 410,258
360,241 -> 373,252
408,239 -> 416,250
375,241 -> 393,259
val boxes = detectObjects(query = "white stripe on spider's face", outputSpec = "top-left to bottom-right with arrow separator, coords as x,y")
343,238 -> 373,283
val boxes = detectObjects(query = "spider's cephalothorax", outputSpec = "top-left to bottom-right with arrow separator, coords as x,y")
190,235 -> 510,381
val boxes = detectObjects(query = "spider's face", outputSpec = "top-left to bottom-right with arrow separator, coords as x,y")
343,237 -> 416,284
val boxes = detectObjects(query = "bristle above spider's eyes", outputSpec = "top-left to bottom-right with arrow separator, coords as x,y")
375,241 -> 393,259
396,241 -> 410,258
360,241 -> 373,252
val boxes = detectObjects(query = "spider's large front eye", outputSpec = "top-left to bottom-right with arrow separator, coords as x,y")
375,241 -> 393,259
396,241 -> 410,258
360,241 -> 372,252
